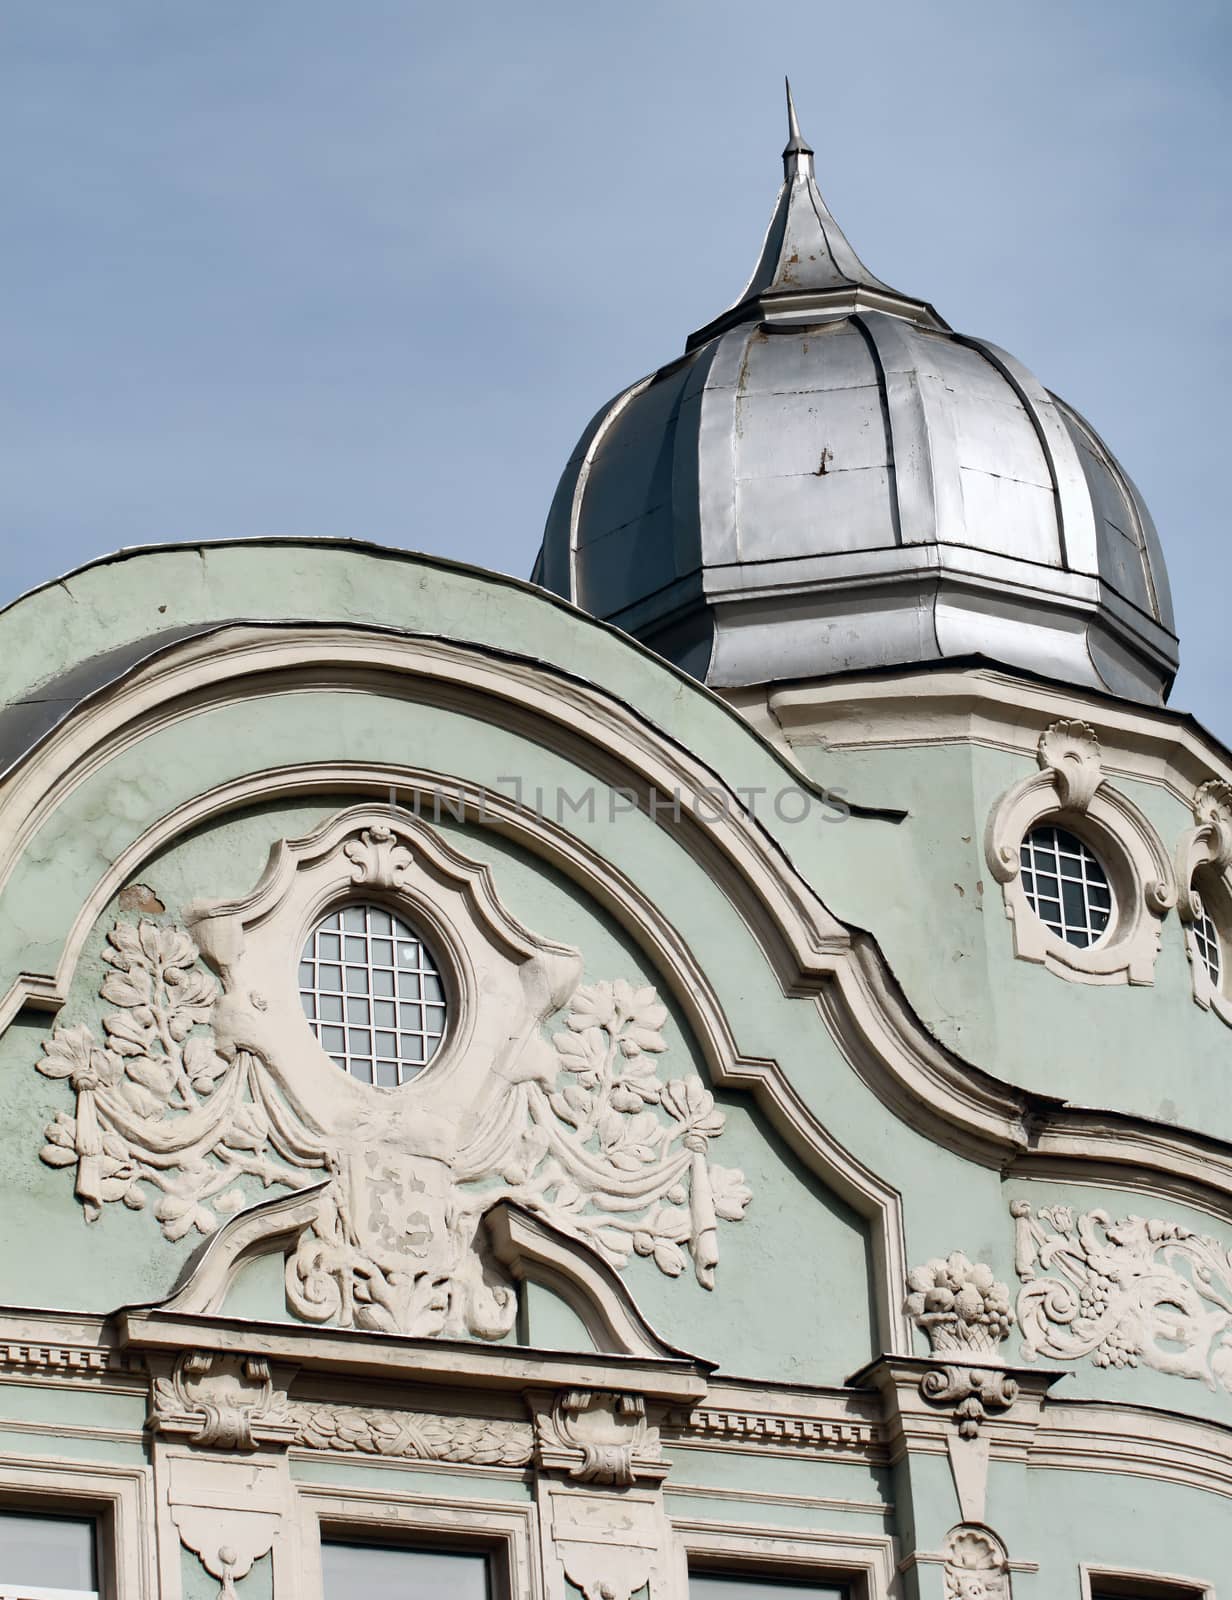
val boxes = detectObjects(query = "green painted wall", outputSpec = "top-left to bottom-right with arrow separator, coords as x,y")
0,544 -> 1227,1593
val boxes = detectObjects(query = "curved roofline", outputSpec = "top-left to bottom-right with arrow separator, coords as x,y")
0,533 -> 571,633
0,534 -> 904,825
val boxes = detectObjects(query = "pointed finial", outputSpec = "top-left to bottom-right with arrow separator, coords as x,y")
784,77 -> 813,157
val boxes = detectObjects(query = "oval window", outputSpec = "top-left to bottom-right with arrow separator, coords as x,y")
298,905 -> 448,1085
1019,824 -> 1113,949
1192,889 -> 1222,988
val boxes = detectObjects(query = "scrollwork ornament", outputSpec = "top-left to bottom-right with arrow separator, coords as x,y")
35,822 -> 753,1340
918,1366 -> 1019,1439
985,721 -> 1175,983
943,1525 -> 1011,1600
1036,718 -> 1103,813
1176,780 -> 1232,923
151,1350 -> 293,1451
343,824 -> 413,888
1011,1201 -> 1232,1393
534,1389 -> 664,1485
36,919 -> 289,1238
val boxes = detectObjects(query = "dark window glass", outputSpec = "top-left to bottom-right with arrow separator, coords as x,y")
1020,825 -> 1112,947
0,1511 -> 97,1594
321,1542 -> 489,1600
691,1577 -> 847,1599
1090,1585 -> 1206,1600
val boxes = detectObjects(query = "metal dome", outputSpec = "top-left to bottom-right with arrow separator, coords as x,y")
534,87 -> 1178,704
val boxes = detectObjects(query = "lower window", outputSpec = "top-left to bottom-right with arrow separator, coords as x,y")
691,1576 -> 848,1598
0,1511 -> 98,1600
1090,1583 -> 1210,1600
321,1540 -> 490,1599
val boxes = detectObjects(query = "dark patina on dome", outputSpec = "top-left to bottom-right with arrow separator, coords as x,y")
534,87 -> 1177,704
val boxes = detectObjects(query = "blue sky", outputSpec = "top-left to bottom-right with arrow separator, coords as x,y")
2,2 -> 1228,731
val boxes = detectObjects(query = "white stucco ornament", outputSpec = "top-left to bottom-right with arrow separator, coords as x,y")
943,1525 -> 1012,1599
905,1252 -> 1013,1358
35,808 -> 751,1338
985,718 -> 1176,985
1012,1201 -> 1232,1393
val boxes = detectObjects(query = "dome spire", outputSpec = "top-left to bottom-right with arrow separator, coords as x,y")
686,85 -> 948,348
784,76 -> 811,158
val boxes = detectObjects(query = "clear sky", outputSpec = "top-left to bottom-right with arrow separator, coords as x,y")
2,2 -> 1228,732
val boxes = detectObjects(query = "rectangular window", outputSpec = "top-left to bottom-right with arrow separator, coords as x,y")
691,1577 -> 848,1599
0,1511 -> 98,1600
1089,1578 -> 1210,1600
321,1541 -> 490,1600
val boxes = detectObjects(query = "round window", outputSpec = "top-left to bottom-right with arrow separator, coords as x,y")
1192,890 -> 1222,988
1019,825 -> 1113,949
299,905 -> 448,1085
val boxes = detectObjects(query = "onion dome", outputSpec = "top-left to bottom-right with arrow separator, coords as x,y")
533,85 -> 1177,704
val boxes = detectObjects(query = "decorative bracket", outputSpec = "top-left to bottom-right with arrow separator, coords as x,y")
533,1389 -> 667,1485
918,1365 -> 1019,1441
150,1349 -> 295,1452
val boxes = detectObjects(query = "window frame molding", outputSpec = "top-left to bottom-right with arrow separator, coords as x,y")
290,1481 -> 537,1600
1080,1562 -> 1215,1600
675,1516 -> 896,1600
1175,778 -> 1232,1026
0,1453 -> 156,1600
985,719 -> 1175,985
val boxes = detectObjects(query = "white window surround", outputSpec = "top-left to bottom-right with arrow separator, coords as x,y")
674,1520 -> 896,1600
0,1457 -> 156,1600
1175,779 -> 1232,1027
320,1537 -> 490,1599
985,720 -> 1176,985
0,1588 -> 96,1600
290,1485 -> 534,1600
1080,1563 -> 1214,1599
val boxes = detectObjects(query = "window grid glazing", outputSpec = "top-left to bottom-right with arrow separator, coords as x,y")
1019,825 -> 1112,949
299,905 -> 447,1086
1193,892 -> 1222,988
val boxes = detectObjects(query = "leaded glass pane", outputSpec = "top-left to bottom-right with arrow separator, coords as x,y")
1019,826 -> 1112,948
300,905 -> 448,1084
1192,891 -> 1222,988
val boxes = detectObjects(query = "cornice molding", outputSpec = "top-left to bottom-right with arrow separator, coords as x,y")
116,1308 -> 711,1405
1032,1399 -> 1232,1501
766,668 -> 1232,804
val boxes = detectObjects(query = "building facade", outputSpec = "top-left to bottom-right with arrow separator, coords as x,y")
0,97 -> 1226,1600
